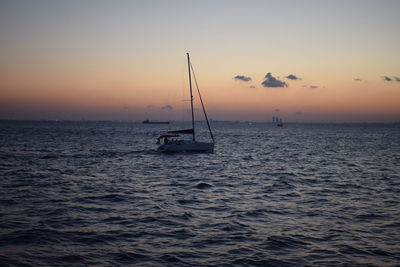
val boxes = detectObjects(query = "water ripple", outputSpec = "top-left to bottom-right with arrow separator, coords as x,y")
0,121 -> 399,266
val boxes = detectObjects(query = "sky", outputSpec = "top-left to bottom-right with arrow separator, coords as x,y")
0,0 -> 399,122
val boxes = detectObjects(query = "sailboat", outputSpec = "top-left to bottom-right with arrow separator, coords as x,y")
273,116 -> 283,127
277,118 -> 283,127
156,53 -> 215,153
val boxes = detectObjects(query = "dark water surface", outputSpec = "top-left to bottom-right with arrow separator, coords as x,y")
1,121 -> 399,266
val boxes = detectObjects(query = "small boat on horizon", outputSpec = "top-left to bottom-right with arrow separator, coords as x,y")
277,118 -> 283,127
142,119 -> 170,124
156,53 -> 214,153
272,116 -> 283,127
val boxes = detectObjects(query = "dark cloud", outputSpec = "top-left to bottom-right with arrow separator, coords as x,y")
234,75 -> 252,82
161,105 -> 173,110
261,73 -> 288,88
383,76 -> 400,82
285,74 -> 301,80
295,111 -> 302,116
354,78 -> 368,82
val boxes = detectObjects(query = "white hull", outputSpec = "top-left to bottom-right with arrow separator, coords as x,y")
158,140 -> 214,153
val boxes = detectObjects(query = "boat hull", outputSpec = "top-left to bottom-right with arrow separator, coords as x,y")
158,140 -> 214,153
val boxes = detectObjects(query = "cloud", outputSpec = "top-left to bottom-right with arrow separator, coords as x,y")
295,111 -> 302,116
384,76 -> 400,82
249,85 -> 256,88
234,75 -> 252,82
274,109 -> 280,112
261,73 -> 288,88
303,84 -> 321,89
354,78 -> 368,82
285,74 -> 301,80
161,105 -> 173,110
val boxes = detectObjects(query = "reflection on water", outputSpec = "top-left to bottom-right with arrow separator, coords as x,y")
0,121 -> 399,266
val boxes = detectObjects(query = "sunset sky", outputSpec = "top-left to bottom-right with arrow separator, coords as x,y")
1,0 -> 399,122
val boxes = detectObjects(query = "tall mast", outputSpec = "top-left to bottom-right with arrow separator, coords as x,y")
190,61 -> 214,143
187,52 -> 195,141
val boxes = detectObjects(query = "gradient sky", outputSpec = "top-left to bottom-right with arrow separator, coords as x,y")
1,0 -> 399,122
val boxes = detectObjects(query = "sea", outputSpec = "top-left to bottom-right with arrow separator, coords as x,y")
0,120 -> 399,266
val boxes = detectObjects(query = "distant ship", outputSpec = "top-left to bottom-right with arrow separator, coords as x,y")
277,118 -> 283,127
142,119 -> 170,124
272,116 -> 283,127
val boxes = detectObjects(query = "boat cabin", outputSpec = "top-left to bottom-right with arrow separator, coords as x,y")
156,134 -> 179,145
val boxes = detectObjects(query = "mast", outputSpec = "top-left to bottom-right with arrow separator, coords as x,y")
190,61 -> 215,143
187,52 -> 195,141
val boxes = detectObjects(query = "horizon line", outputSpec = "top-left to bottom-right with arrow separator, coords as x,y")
1,119 -> 399,125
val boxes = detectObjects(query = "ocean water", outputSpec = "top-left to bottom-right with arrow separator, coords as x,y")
0,120 -> 399,266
